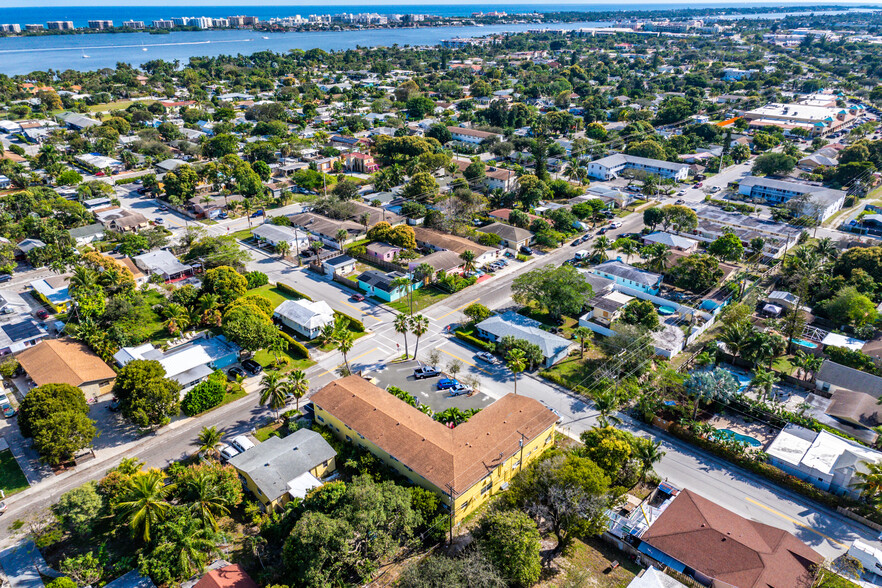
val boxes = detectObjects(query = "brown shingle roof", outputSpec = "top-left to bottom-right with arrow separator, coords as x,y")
17,339 -> 116,387
311,376 -> 557,494
413,227 -> 494,257
641,489 -> 821,588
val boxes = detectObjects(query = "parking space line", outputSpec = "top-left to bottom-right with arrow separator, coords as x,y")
438,347 -> 491,375
317,347 -> 379,377
437,298 -> 480,320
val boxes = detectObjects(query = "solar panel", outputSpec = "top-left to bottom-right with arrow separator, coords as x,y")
2,321 -> 42,342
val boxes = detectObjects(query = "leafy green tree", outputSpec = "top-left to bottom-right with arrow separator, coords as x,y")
707,232 -> 744,262
824,286 -> 878,327
60,552 -> 103,587
112,360 -> 181,429
162,164 -> 199,205
463,302 -> 492,323
473,510 -> 541,587
667,253 -> 723,292
406,95 -> 435,119
684,368 -> 739,419
202,133 -> 239,159
200,266 -> 247,303
402,172 -> 438,201
223,305 -> 278,351
626,139 -> 666,160
512,265 -> 594,320
332,178 -> 359,201
181,379 -> 226,416
398,551 -> 505,588
661,204 -> 698,233
517,174 -> 550,209
752,152 -> 796,176
138,510 -> 219,584
54,481 -> 104,536
620,299 -> 661,331
643,206 -> 665,231
17,383 -> 96,465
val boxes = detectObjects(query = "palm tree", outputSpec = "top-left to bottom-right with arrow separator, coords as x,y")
750,367 -> 779,402
275,240 -> 291,259
573,326 -> 592,359
394,313 -> 410,359
335,228 -> 349,251
242,199 -> 253,227
855,462 -> 882,507
259,371 -> 288,420
594,388 -> 621,427
390,276 -> 413,314
617,238 -> 640,263
719,321 -> 753,362
592,235 -> 612,262
318,322 -> 337,348
337,329 -> 354,372
507,349 -> 526,395
69,266 -> 98,296
183,470 -> 230,531
635,439 -> 666,483
196,426 -> 222,459
359,212 -> 371,235
415,262 -> 435,286
163,302 -> 190,336
286,370 -> 309,412
199,294 -> 221,327
460,250 -> 477,274
118,470 -> 174,543
642,243 -> 670,273
157,511 -> 220,579
814,237 -> 838,261
410,314 -> 429,357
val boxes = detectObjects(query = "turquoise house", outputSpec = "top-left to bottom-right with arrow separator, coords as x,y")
357,270 -> 419,302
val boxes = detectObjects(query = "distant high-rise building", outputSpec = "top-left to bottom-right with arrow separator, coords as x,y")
171,17 -> 190,27
123,20 -> 144,29
25,24 -> 43,32
46,21 -> 75,31
152,20 -> 174,29
243,16 -> 259,25
192,17 -> 213,29
212,18 -> 229,28
0,24 -> 21,33
88,20 -> 113,30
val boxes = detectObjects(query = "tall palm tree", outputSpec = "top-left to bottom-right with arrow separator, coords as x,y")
196,426 -> 222,459
242,199 -> 253,227
394,313 -> 410,359
118,470 -> 174,543
507,349 -> 526,395
157,511 -> 220,579
814,237 -> 839,261
594,388 -> 621,427
855,462 -> 882,507
163,302 -> 190,336
460,250 -> 477,274
390,276 -> 413,314
642,243 -> 670,273
573,326 -> 592,359
416,262 -> 435,286
69,266 -> 98,296
635,439 -> 666,483
410,314 -> 429,358
359,212 -> 371,235
719,321 -> 753,362
286,370 -> 309,412
199,294 -> 221,327
592,235 -> 611,262
259,371 -> 288,420
183,470 -> 230,531
750,367 -> 779,402
337,329 -> 354,372
617,238 -> 640,263
335,228 -> 349,251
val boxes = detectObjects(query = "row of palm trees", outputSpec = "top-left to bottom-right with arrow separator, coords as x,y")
393,313 -> 429,359
587,236 -> 670,273
258,369 -> 310,419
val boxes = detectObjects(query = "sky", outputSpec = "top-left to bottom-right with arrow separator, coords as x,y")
1,0 -> 881,5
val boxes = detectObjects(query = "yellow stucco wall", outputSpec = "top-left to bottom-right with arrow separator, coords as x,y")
315,405 -> 555,524
236,455 -> 336,511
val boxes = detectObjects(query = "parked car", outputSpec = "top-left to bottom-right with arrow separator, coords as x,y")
0,275 -> 11,283
448,383 -> 472,396
519,245 -> 533,255
0,394 -> 15,418
351,293 -> 365,302
476,351 -> 496,363
437,378 -> 459,390
413,366 -> 440,379
241,359 -> 263,375
711,186 -> 721,193
675,199 -> 685,205
609,221 -> 622,229
677,190 -> 686,196
227,366 -> 246,381
154,218 -> 164,224
598,227 -> 608,235
695,182 -> 703,188
232,435 -> 255,453
219,444 -> 241,462
217,212 -> 228,219
251,210 -> 264,218
35,309 -> 48,320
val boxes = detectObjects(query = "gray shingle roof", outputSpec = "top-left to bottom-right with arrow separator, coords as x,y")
480,222 -> 533,243
476,311 -> 571,360
593,260 -> 662,288
227,429 -> 336,503
817,360 -> 882,398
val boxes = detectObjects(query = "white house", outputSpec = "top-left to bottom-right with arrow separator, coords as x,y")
274,299 -> 334,339
252,223 -> 310,253
593,260 -> 663,295
446,126 -> 502,146
475,311 -> 573,368
586,154 -> 689,182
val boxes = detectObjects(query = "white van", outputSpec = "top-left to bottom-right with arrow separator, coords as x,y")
574,249 -> 589,261
232,435 -> 256,453
219,443 -> 240,462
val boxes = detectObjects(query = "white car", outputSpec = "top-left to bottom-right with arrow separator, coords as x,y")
476,351 -> 496,363
219,443 -> 241,462
232,435 -> 255,453
609,221 -> 622,229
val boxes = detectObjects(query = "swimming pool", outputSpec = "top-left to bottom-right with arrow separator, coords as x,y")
658,306 -> 677,316
714,429 -> 763,447
717,366 -> 752,392
794,338 -> 819,349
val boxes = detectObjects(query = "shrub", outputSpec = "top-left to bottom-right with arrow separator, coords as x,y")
280,331 -> 310,359
181,380 -> 226,416
387,385 -> 418,407
245,271 -> 269,289
276,282 -> 313,301
455,329 -> 495,352
334,311 -> 365,332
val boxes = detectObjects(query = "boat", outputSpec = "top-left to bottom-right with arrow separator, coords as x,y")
81,50 -> 89,58
262,36 -> 269,39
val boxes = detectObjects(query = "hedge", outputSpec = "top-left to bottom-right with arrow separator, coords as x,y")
276,282 -> 313,301
181,380 -> 226,416
334,310 -> 365,333
455,329 -> 495,352
280,331 -> 310,359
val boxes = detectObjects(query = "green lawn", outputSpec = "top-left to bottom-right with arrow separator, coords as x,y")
248,284 -> 303,309
0,450 -> 29,496
387,286 -> 450,314
252,349 -> 315,373
144,290 -> 173,345
87,99 -> 142,112
230,229 -> 254,241
254,421 -> 285,442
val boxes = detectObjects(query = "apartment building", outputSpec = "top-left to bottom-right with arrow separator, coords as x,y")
88,20 -> 114,30
738,176 -> 846,221
46,21 -> 75,30
587,154 -> 689,181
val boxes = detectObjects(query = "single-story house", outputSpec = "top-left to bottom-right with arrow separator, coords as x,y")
273,299 -> 334,339
583,291 -> 634,327
357,270 -> 415,302
0,316 -> 48,356
768,290 -> 800,310
227,429 -> 336,511
30,274 -> 72,312
67,223 -> 105,246
114,335 -> 240,390
134,250 -> 194,281
767,424 -> 882,499
475,311 -> 573,368
288,212 -> 364,250
18,338 -> 117,399
155,158 -> 188,174
407,250 -> 464,276
96,208 -> 150,233
193,564 -> 258,588
641,232 -> 698,252
479,222 -> 533,250
251,223 -> 309,253
322,255 -> 356,277
365,242 -> 401,262
593,260 -> 663,295
16,238 -> 46,257
412,227 -> 499,266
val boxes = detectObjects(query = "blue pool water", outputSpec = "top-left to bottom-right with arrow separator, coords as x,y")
658,306 -> 677,316
714,429 -> 763,447
794,339 -> 819,349
718,366 -> 751,392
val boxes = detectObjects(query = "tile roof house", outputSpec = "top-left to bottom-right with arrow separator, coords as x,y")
193,564 -> 258,588
273,299 -> 334,339
638,489 -> 821,588
476,311 -> 573,367
311,375 -> 558,524
227,429 -> 336,510
17,338 -> 117,399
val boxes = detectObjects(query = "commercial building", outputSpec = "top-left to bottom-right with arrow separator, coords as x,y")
737,176 -> 846,221
227,430 -> 336,511
46,21 -> 75,30
88,20 -> 114,30
742,102 -> 859,136
446,126 -> 502,145
475,311 -> 573,367
586,154 -> 689,181
273,299 -> 334,339
311,375 -> 558,524
18,339 -> 116,399
113,334 -> 240,390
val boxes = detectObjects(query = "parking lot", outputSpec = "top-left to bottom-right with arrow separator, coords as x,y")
364,359 -> 495,414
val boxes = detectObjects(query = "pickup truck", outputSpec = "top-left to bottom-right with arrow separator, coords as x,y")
413,366 -> 440,379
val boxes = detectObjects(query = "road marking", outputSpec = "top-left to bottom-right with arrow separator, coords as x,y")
437,298 -> 480,320
744,497 -> 845,547
438,347 -> 491,375
317,347 -> 379,377
340,300 -> 383,322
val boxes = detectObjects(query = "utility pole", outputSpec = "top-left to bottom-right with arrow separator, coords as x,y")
445,483 -> 458,544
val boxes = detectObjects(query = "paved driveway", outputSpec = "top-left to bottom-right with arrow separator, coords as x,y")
0,540 -> 62,588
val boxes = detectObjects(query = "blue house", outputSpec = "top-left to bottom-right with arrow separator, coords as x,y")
357,270 -> 417,303
592,260 -> 663,295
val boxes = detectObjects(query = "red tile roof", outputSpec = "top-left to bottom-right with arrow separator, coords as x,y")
194,565 -> 257,588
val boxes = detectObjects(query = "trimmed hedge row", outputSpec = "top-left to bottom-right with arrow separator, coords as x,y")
280,331 -> 310,359
334,310 -> 365,333
454,329 -> 495,352
276,282 -> 313,301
